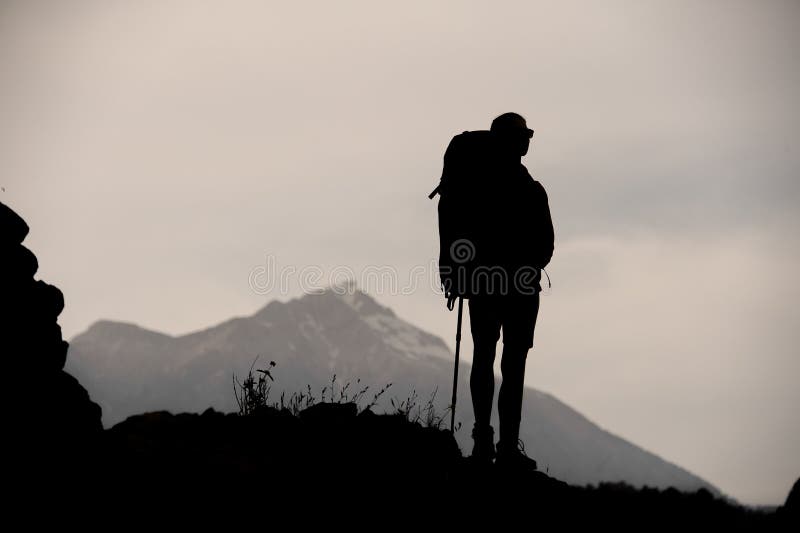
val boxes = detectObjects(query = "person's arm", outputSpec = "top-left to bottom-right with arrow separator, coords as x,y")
536,183 -> 554,269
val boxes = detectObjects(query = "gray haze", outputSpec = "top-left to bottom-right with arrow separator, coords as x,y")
66,289 -> 722,495
1,0 -> 798,505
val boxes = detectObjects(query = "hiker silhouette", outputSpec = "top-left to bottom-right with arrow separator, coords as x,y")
433,112 -> 554,468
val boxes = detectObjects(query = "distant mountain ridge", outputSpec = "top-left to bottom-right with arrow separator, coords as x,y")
67,288 -> 721,495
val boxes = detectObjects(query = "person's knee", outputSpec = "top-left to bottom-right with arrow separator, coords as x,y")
471,358 -> 494,381
500,343 -> 528,374
473,339 -> 497,362
501,341 -> 530,358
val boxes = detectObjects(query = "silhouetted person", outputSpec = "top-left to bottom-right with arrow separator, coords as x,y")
464,113 -> 554,469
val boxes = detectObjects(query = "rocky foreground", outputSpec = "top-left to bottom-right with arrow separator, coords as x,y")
54,403 -> 789,528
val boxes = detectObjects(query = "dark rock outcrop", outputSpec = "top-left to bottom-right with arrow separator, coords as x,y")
778,478 -> 800,526
1,201 -> 102,480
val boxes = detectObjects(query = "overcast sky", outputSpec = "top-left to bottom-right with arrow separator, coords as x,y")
2,0 -> 798,505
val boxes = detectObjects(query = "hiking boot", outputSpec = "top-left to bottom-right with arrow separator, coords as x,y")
469,425 -> 496,465
495,439 -> 538,473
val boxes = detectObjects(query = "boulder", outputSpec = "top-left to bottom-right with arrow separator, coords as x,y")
0,201 -> 29,245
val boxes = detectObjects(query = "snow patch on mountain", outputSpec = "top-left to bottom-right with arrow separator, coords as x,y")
363,313 -> 451,361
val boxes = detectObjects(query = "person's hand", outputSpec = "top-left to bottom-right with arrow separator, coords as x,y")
447,292 -> 458,311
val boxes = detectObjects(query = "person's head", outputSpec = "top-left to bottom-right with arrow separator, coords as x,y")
490,112 -> 533,157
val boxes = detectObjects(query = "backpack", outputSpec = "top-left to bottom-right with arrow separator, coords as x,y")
429,130 -> 504,304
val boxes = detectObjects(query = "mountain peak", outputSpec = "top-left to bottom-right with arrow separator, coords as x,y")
254,285 -> 396,320
327,287 -> 396,318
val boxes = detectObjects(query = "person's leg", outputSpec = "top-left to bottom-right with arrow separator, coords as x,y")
470,338 -> 497,430
496,293 -> 540,459
468,296 -> 502,459
497,343 -> 528,452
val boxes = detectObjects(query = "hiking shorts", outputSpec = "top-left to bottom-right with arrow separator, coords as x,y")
468,292 -> 540,349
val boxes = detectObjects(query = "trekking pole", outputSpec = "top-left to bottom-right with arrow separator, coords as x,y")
450,296 -> 464,434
